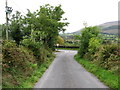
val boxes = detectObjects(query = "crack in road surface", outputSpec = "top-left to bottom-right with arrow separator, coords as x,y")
34,50 -> 108,88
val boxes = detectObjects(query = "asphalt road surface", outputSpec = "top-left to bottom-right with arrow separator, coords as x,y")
34,50 -> 108,88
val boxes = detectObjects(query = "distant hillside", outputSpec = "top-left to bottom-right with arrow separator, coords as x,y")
99,21 -> 119,34
69,30 -> 81,35
70,21 -> 119,35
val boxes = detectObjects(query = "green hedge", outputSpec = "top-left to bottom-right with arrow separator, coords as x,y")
75,55 -> 119,89
2,40 -> 54,88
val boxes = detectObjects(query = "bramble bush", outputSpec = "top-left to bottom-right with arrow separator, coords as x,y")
93,43 -> 119,74
2,40 -> 36,73
2,40 -> 54,87
2,41 -> 37,87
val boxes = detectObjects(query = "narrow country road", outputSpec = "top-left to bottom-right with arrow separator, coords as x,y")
34,50 -> 108,88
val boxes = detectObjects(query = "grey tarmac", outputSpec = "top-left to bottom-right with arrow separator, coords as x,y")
34,50 -> 108,88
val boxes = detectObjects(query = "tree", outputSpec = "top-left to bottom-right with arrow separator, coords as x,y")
1,24 -> 6,39
78,26 -> 100,58
4,4 -> 68,49
23,4 -> 69,50
9,11 -> 23,45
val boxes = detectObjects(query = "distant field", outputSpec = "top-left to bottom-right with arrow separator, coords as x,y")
102,29 -> 118,34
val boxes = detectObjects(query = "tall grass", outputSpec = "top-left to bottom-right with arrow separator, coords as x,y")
75,55 -> 119,89
19,59 -> 53,88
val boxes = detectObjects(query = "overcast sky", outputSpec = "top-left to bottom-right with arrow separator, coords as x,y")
0,0 -> 119,33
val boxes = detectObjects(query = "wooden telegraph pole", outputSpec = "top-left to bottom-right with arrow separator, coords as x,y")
5,0 -> 13,40
5,0 -> 8,40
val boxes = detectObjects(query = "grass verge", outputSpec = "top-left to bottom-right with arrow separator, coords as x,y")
74,54 -> 119,89
19,59 -> 53,88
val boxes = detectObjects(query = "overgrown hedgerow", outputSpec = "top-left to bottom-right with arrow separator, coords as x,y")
2,40 -> 54,88
2,40 -> 37,87
2,4 -> 68,88
75,55 -> 119,89
92,43 -> 119,74
76,26 -> 119,88
77,26 -> 119,75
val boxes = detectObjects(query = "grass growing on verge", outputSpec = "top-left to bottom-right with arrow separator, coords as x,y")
19,59 -> 53,88
74,55 -> 119,89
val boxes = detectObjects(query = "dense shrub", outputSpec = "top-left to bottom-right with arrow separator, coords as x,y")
83,37 -> 101,60
56,36 -> 64,45
2,40 -> 37,87
2,40 -> 54,88
88,37 -> 101,54
21,38 -> 53,65
93,43 -> 119,74
2,4 -> 68,88
77,26 -> 119,75
21,38 -> 42,58
78,26 -> 100,58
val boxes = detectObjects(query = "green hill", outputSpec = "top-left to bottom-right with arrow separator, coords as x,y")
70,21 -> 119,35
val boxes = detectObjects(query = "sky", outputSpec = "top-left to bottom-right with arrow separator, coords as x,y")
0,0 -> 119,33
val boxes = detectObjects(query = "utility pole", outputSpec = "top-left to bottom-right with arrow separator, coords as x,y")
5,0 -> 13,40
5,0 -> 8,40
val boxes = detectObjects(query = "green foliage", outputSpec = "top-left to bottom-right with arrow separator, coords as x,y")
21,30 -> 53,65
78,26 -> 100,57
88,37 -> 101,54
2,4 -> 68,49
22,37 -> 42,50
39,4 -> 68,50
2,41 -> 36,70
2,4 -> 68,88
9,11 -> 23,45
2,41 -> 36,87
22,4 -> 68,50
20,58 -> 53,88
75,55 -> 119,89
22,38 -> 47,65
21,38 -> 42,58
102,34 -> 118,43
77,25 -> 119,74
56,36 -> 64,45
93,43 -> 119,73
2,40 -> 54,88
0,24 -> 6,39
3,40 -> 16,48
76,25 -> 119,87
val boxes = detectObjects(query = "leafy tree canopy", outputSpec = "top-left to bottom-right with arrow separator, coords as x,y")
3,4 -> 69,50
78,26 -> 100,57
